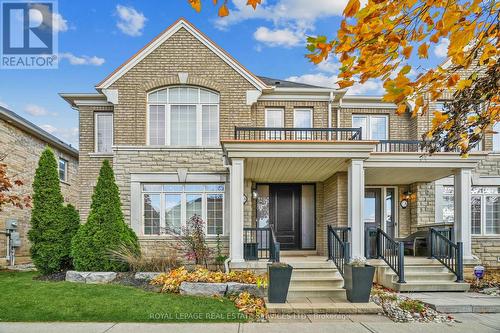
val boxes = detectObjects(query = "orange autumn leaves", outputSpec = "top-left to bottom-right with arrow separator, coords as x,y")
306,0 -> 499,119
188,0 -> 261,17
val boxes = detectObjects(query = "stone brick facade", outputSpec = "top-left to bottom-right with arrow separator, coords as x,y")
0,115 -> 78,264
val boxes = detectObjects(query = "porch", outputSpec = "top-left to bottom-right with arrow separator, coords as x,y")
222,131 -> 487,293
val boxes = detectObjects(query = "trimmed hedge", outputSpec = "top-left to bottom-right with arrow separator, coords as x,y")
28,148 -> 79,274
71,160 -> 140,271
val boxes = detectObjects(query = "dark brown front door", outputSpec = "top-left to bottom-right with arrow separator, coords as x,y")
270,184 -> 300,249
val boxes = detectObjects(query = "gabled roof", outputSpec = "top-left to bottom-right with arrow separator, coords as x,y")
257,76 -> 331,89
0,106 -> 79,158
96,18 -> 270,91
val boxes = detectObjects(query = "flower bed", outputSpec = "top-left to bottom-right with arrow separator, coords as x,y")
467,269 -> 500,296
371,285 -> 455,323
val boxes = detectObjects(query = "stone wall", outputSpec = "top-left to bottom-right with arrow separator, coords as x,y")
472,237 -> 500,268
0,118 -> 78,263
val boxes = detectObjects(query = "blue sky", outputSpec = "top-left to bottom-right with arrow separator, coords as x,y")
0,0 -> 449,148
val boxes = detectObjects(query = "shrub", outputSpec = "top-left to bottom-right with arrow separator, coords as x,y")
28,148 -> 79,275
109,243 -> 180,272
151,267 -> 268,293
399,299 -> 425,313
169,215 -> 211,267
71,160 -> 140,271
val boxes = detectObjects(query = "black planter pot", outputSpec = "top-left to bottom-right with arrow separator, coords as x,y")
344,264 -> 375,303
267,264 -> 293,303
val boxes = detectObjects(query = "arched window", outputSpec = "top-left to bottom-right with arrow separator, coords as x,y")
147,86 -> 219,146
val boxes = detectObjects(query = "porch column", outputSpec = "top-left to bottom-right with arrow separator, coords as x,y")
454,168 -> 473,259
348,159 -> 365,258
230,158 -> 245,263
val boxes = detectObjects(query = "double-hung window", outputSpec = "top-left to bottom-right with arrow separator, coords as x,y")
294,108 -> 313,140
142,184 -> 225,236
58,158 -> 68,182
147,87 -> 219,146
95,113 -> 113,153
352,115 -> 388,140
265,108 -> 284,140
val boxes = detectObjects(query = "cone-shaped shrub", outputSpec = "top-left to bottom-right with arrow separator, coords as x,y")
29,148 -> 79,274
71,160 -> 139,271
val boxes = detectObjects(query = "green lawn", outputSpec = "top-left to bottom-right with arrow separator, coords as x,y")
0,271 -> 245,323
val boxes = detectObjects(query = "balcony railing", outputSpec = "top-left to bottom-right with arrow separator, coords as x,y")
234,127 -> 362,141
376,140 -> 425,152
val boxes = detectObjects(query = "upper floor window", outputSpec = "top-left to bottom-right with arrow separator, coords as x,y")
147,87 -> 220,146
59,158 -> 68,182
265,108 -> 284,140
95,113 -> 113,153
352,115 -> 388,140
493,122 -> 500,152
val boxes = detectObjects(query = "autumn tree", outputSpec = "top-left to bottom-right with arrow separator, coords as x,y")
187,0 -> 499,154
0,154 -> 30,211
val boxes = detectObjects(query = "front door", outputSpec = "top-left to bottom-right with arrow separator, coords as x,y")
270,184 -> 301,250
364,188 -> 381,258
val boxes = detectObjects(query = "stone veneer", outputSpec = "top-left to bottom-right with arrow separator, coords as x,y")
0,118 -> 78,264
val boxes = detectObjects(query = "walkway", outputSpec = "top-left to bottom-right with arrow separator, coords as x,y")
1,314 -> 499,333
405,292 -> 500,313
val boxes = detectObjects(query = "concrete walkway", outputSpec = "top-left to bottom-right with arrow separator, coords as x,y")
1,314 -> 499,333
405,292 -> 500,313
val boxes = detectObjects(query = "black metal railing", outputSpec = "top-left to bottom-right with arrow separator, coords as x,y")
243,227 -> 280,262
429,227 -> 464,282
270,227 -> 280,263
376,140 -> 425,152
376,228 -> 405,283
234,127 -> 362,141
327,226 -> 350,277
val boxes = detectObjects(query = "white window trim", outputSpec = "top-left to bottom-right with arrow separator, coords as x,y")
146,86 -> 220,147
293,108 -> 313,128
265,108 -> 284,128
141,184 -> 225,237
492,122 -> 500,154
352,114 -> 389,140
435,185 -> 500,236
58,158 -> 68,182
94,112 -> 114,153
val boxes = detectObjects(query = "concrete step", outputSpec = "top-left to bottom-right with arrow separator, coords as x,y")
287,286 -> 347,299
290,276 -> 344,289
286,261 -> 336,269
402,265 -> 449,273
291,268 -> 340,278
281,250 -> 318,257
392,282 -> 470,292
388,272 -> 457,283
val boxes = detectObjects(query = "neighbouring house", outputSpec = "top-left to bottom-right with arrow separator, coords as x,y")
61,19 -> 500,294
0,106 -> 79,265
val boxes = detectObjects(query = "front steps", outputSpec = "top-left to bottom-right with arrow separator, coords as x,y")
375,258 -> 470,292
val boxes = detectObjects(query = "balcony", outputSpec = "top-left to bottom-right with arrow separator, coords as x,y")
234,127 -> 362,141
375,140 -> 425,153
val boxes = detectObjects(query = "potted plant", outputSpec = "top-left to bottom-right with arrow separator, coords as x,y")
267,262 -> 293,303
344,257 -> 375,303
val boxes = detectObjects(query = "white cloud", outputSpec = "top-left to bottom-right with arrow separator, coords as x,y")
115,5 -> 146,37
286,73 -> 338,88
31,4 -> 69,32
40,125 -> 79,147
346,79 -> 385,96
25,104 -> 48,117
434,38 -> 450,58
59,52 -> 105,66
254,27 -> 302,47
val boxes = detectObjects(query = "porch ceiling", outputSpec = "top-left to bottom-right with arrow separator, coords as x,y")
245,157 -> 348,182
365,152 -> 487,185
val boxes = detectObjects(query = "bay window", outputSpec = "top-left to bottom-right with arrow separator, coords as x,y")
147,87 -> 219,146
436,185 -> 500,235
142,183 -> 224,236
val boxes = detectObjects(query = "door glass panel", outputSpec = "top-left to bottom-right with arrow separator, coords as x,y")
265,109 -> 284,139
352,116 -> 368,139
301,185 -> 315,249
385,188 -> 395,238
370,116 -> 388,140
364,188 -> 381,258
256,185 -> 270,228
